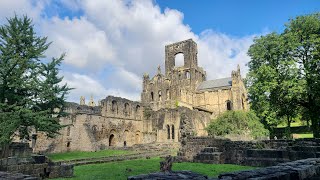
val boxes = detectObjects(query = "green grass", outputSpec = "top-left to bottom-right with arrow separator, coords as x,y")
47,149 -> 133,161
277,122 -> 304,128
292,133 -> 313,139
53,157 -> 255,180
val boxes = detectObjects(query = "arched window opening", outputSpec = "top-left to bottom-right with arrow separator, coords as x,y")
174,53 -> 184,67
109,134 -> 115,146
112,100 -> 118,114
135,105 -> 140,113
186,71 -> 190,79
124,103 -> 130,116
226,100 -> 232,110
167,125 -> 170,139
171,125 -> 175,139
67,142 -> 70,148
158,90 -> 162,101
135,131 -> 141,144
166,89 -> 170,100
151,92 -> 154,101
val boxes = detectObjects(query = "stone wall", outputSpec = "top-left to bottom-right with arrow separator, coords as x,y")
177,137 -> 320,167
0,171 -> 38,180
0,155 -> 73,178
0,142 -> 33,158
218,158 -> 320,180
34,101 -> 212,153
0,142 -> 73,179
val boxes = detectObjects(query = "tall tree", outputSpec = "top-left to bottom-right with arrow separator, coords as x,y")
247,13 -> 320,137
284,13 -> 320,137
0,15 -> 71,148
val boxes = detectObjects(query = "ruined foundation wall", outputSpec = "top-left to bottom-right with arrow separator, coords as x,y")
178,137 -> 320,167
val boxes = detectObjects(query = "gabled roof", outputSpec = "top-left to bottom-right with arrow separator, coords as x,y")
197,77 -> 232,91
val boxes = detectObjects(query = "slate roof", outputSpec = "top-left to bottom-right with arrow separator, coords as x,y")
197,77 -> 232,91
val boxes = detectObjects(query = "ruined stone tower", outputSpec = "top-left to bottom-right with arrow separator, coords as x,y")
141,39 -> 248,115
141,39 -> 207,110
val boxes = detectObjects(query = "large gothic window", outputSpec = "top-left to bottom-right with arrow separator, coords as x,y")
112,100 -> 118,114
186,71 -> 190,79
124,103 -> 130,116
174,53 -> 184,67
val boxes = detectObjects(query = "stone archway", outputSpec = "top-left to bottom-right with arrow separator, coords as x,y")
135,131 -> 141,144
109,134 -> 115,146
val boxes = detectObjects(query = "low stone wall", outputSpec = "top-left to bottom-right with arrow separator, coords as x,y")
218,158 -> 320,180
177,137 -> 320,167
0,155 -> 73,178
0,171 -> 38,180
0,142 -> 33,158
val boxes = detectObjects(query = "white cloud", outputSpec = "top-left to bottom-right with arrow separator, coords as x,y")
0,0 -> 257,103
62,72 -> 140,104
42,16 -> 115,69
0,0 -> 45,23
198,30 -> 256,79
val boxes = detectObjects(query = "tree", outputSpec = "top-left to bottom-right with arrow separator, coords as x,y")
206,110 -> 269,139
247,33 -> 303,137
247,13 -> 320,137
0,15 -> 71,149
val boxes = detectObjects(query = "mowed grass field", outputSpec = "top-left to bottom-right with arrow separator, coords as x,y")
48,149 -> 134,161
53,157 -> 255,180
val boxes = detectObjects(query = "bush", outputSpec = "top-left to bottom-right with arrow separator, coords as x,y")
206,110 -> 269,139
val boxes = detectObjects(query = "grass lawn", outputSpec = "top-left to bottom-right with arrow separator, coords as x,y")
53,157 -> 255,180
47,149 -> 133,161
277,122 -> 305,128
292,133 -> 313,139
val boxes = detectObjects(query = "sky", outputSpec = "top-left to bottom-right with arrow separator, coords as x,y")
0,0 -> 319,103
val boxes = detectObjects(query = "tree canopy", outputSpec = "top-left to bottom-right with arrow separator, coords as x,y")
0,15 -> 71,145
247,13 -> 320,137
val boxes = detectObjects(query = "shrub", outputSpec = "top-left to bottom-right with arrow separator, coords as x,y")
206,110 -> 269,139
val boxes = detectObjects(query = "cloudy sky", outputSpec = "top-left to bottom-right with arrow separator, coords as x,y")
0,0 -> 319,103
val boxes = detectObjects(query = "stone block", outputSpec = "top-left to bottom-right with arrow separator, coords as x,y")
7,157 -> 18,165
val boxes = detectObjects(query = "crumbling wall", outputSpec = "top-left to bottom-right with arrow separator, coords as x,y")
178,137 -> 320,167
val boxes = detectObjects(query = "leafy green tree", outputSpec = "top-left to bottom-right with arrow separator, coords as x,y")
0,15 -> 71,148
206,110 -> 269,139
247,33 -> 303,137
284,13 -> 320,137
247,13 -> 320,137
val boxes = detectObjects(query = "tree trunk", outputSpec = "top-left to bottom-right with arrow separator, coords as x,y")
311,115 -> 320,138
286,116 -> 292,139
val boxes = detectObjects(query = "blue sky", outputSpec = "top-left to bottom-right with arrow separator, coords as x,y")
0,0 -> 319,103
157,0 -> 320,36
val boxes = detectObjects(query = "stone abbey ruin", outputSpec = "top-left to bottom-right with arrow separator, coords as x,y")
3,39 -> 320,180
33,39 -> 249,153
